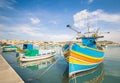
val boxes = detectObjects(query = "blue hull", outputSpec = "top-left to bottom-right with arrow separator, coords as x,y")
69,63 -> 100,76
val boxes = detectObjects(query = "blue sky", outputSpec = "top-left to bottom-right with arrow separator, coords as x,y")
0,0 -> 120,42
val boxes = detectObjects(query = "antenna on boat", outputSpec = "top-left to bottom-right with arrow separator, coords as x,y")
92,27 -> 100,37
87,23 -> 90,33
86,22 -> 91,37
96,27 -> 100,34
99,31 -> 110,34
84,16 -> 95,35
95,27 -> 110,34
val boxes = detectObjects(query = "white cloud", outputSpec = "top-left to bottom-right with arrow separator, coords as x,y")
0,24 -> 42,36
0,15 -> 10,21
17,25 -> 73,41
50,20 -> 58,25
48,34 -> 74,42
14,25 -> 44,37
30,17 -> 40,24
0,0 -> 16,10
0,24 -> 5,27
0,24 -> 74,41
88,0 -> 94,3
73,9 -> 120,28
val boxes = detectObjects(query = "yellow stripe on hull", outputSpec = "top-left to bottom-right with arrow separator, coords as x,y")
68,56 -> 94,65
70,50 -> 104,60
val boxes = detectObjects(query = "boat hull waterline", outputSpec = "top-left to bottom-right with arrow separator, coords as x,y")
63,43 -> 104,76
19,54 -> 55,62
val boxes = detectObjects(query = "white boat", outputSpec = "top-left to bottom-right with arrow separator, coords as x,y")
19,50 -> 56,62
19,56 -> 56,68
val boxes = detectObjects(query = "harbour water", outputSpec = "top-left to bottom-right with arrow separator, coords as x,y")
1,46 -> 120,83
103,46 -> 120,83
1,46 -> 69,83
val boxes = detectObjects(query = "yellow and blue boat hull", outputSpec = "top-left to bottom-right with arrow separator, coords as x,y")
63,43 -> 104,76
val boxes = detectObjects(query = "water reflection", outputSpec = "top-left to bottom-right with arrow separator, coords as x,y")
62,66 -> 69,83
69,63 -> 104,83
18,56 -> 56,70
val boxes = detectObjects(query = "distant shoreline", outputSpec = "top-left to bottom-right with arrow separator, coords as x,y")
0,40 -> 119,47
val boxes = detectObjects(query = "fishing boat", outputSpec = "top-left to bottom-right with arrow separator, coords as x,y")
19,49 -> 56,62
2,45 -> 17,52
18,44 -> 56,62
63,25 -> 107,76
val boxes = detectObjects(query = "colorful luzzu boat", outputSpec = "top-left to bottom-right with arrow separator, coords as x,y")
63,25 -> 105,76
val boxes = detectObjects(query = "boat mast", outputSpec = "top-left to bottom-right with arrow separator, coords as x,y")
87,23 -> 90,37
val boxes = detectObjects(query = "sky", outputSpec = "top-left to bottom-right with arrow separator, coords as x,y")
0,0 -> 120,42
